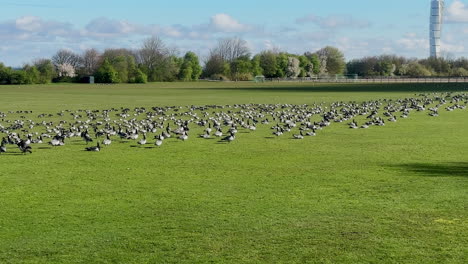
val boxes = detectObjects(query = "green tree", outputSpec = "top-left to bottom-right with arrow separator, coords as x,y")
251,55 -> 263,76
304,52 -> 321,74
0,63 -> 12,84
259,51 -> 277,78
179,52 -> 202,81
315,46 -> 346,75
33,59 -> 56,84
231,56 -> 253,81
23,65 -> 40,84
95,59 -> 120,83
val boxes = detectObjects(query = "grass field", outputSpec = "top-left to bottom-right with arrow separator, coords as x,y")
0,82 -> 467,263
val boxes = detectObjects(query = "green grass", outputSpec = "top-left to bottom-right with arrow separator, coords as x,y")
0,82 -> 467,263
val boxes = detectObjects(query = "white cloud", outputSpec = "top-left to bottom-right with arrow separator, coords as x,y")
209,13 -> 252,33
296,14 -> 371,29
446,0 -> 468,23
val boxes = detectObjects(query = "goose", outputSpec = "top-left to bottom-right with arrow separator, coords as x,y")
49,135 -> 65,146
0,142 -> 6,154
293,131 -> 304,139
200,131 -> 211,139
81,131 -> 93,144
178,131 -> 188,141
273,127 -> 284,136
85,142 -> 100,152
102,134 -> 112,146
306,129 -> 316,136
17,140 -> 32,154
155,135 -> 163,147
138,133 -> 147,145
205,123 -> 212,134
214,128 -> 223,137
221,132 -> 235,143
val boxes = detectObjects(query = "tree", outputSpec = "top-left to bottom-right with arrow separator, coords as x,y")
259,51 -> 277,78
212,37 -> 250,63
23,65 -> 40,84
0,63 -> 12,84
52,49 -> 81,68
315,46 -> 345,75
451,67 -> 468,77
230,56 -> 253,81
33,59 -> 56,83
304,53 -> 321,75
95,59 -> 120,83
203,52 -> 230,79
137,36 -> 176,82
286,57 -> 301,78
403,62 -> 432,77
178,52 -> 202,81
80,49 -> 101,76
57,63 -> 77,78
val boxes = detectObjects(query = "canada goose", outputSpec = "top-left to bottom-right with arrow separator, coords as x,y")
178,131 -> 188,141
221,132 -> 235,143
293,131 -> 304,139
306,129 -> 316,136
155,135 -> 163,146
138,133 -> 147,145
17,140 -> 32,154
205,123 -> 212,133
49,135 -> 65,146
103,134 -> 112,146
214,128 -> 223,137
85,142 -> 100,152
0,142 -> 6,154
200,131 -> 211,139
81,131 -> 93,144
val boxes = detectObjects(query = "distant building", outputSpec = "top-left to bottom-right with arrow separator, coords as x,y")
430,0 -> 444,58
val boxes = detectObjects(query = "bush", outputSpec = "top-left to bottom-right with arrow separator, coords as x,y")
210,74 -> 230,81
95,59 -> 120,83
232,73 -> 253,81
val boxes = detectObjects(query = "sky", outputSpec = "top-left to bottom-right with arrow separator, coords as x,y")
1,0 -> 468,66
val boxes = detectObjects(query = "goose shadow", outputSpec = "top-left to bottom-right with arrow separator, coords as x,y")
391,162 -> 468,178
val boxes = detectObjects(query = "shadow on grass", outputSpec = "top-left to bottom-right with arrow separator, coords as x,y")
395,162 -> 468,177
188,83 -> 468,93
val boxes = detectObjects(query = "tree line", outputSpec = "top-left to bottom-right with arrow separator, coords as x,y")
1,37 -> 468,85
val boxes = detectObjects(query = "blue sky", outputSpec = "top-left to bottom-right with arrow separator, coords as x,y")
1,0 -> 468,66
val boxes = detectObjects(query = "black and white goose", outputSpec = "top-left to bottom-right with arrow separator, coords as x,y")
102,134 -> 112,146
85,142 -> 100,152
17,140 -> 32,154
221,132 -> 235,143
293,131 -> 304,139
0,141 -> 6,154
155,135 -> 163,147
137,133 -> 147,145
178,131 -> 189,141
200,130 -> 211,139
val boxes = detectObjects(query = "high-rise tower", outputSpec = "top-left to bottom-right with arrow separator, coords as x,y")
430,0 -> 444,58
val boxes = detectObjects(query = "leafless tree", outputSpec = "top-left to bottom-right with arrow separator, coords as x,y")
51,49 -> 81,68
137,36 -> 178,81
80,49 -> 101,76
212,37 -> 250,62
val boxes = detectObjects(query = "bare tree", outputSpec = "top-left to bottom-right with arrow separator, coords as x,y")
212,37 -> 250,63
51,49 -> 81,68
137,36 -> 178,81
80,49 -> 101,75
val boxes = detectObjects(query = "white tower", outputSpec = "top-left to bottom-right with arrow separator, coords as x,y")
430,0 -> 444,58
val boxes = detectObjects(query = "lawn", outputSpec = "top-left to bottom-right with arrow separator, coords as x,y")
0,82 -> 467,263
